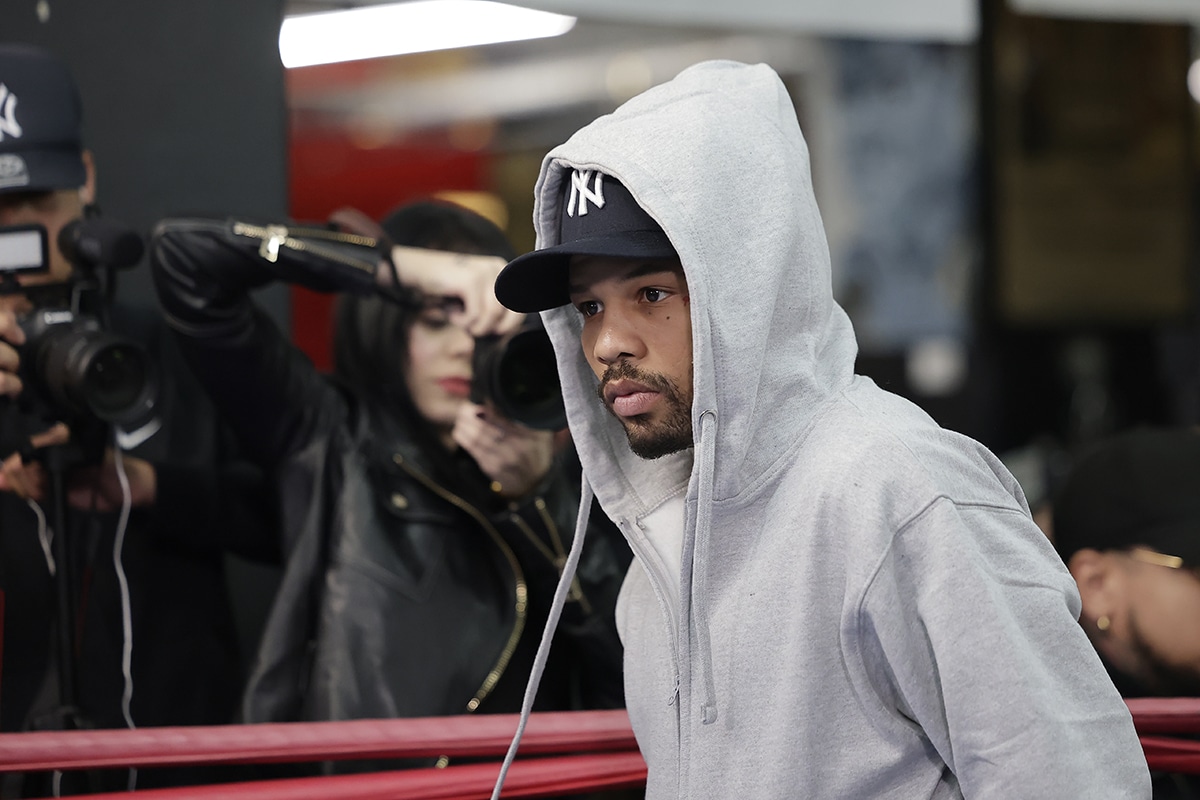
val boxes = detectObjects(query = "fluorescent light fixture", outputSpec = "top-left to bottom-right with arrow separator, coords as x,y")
279,0 -> 577,69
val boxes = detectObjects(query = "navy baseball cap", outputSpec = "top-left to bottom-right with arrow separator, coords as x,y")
0,43 -> 86,194
1053,428 -> 1200,568
495,169 -> 676,313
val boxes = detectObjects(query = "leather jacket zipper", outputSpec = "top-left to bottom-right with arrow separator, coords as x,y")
390,453 -> 528,713
509,499 -> 592,614
231,222 -> 379,272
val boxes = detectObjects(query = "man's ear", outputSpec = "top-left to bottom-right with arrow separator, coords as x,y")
1068,548 -> 1123,628
79,150 -> 96,206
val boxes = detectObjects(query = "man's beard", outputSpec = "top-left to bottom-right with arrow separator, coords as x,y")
596,362 -> 693,460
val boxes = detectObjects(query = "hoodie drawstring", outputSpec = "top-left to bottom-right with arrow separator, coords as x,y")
694,410 -> 719,725
489,470 -> 597,800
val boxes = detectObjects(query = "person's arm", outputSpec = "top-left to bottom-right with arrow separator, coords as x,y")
150,217 -> 522,467
149,217 -> 380,468
860,499 -> 1150,798
62,451 -> 280,562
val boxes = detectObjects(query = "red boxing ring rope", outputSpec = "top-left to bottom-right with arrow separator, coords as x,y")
48,752 -> 649,800
0,710 -> 636,773
0,700 -> 1199,797
1125,698 -> 1200,734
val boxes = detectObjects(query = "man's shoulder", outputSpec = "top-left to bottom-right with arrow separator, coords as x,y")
779,393 -> 1021,519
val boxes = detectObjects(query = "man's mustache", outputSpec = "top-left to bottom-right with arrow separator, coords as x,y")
595,362 -> 675,408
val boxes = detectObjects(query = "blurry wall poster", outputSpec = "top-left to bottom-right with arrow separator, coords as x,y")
824,40 -> 978,352
991,11 -> 1192,326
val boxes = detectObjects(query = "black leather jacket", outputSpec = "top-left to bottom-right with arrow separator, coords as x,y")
149,218 -> 629,731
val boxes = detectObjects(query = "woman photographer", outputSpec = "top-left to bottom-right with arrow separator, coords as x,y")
149,200 -> 629,766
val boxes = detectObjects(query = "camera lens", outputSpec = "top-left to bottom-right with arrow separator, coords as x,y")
496,329 -> 564,428
83,343 -> 148,418
34,323 -> 155,425
471,322 -> 567,431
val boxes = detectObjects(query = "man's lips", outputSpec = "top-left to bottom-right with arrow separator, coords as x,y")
437,377 -> 472,398
604,379 -> 660,417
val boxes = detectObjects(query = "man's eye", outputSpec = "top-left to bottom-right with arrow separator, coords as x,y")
643,288 -> 668,303
576,300 -> 601,318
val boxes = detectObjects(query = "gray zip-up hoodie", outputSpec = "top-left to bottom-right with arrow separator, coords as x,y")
501,60 -> 1150,799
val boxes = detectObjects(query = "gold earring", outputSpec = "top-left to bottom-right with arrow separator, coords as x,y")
1096,616 -> 1111,632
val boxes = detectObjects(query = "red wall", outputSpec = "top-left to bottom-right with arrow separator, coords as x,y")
287,126 -> 487,371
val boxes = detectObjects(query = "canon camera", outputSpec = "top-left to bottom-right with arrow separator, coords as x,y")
470,315 -> 566,431
1,219 -> 157,434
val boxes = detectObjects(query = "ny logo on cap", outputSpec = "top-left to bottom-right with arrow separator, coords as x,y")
567,169 -> 605,218
0,84 -> 22,142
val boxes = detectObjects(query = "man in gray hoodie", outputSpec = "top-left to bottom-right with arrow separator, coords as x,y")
494,60 -> 1150,798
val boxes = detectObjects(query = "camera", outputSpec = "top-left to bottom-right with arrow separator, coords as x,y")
17,307 -> 156,429
471,315 -> 567,431
1,219 -> 157,437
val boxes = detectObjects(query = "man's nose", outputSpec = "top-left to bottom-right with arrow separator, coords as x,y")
594,314 -> 644,366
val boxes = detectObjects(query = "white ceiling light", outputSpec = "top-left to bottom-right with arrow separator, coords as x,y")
279,0 -> 577,69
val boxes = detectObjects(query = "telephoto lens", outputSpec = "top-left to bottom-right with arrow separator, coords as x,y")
470,317 -> 566,431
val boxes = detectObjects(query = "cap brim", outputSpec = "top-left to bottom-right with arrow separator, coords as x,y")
0,147 -> 86,193
495,229 -> 675,313
1135,521 -> 1200,570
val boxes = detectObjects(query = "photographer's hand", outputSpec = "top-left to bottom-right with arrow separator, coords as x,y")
0,308 -> 72,498
453,402 -> 554,500
0,308 -> 26,398
379,246 -> 522,338
0,422 -> 69,499
66,448 -> 157,512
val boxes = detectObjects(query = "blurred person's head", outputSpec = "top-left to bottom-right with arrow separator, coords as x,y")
0,42 -> 95,312
332,199 -> 516,445
1054,427 -> 1200,696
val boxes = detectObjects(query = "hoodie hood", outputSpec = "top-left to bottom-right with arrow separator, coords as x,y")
535,60 -> 857,519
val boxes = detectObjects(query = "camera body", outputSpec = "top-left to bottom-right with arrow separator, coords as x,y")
2,219 -> 158,442
470,316 -> 566,431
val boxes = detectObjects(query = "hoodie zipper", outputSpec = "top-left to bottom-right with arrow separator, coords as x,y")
231,222 -> 379,272
391,452 -> 528,766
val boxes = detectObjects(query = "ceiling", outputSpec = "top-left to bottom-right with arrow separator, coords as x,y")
284,17 -> 819,150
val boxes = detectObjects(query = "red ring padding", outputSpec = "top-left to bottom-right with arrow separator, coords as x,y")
3,700 -> 1200,792
1125,697 -> 1200,774
1126,698 -> 1200,734
0,710 -> 635,773
32,752 -> 649,800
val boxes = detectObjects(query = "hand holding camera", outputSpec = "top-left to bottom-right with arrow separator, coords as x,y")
453,401 -> 555,500
0,310 -> 68,496
381,245 -> 522,339
0,308 -> 26,399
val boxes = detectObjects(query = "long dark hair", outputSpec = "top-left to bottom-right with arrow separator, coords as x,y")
332,199 -> 516,487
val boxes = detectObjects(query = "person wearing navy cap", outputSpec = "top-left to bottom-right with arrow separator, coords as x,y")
0,42 -> 92,292
0,42 -> 275,793
1054,427 -> 1200,698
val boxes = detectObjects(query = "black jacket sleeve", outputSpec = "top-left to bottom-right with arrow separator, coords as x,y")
149,217 -> 389,470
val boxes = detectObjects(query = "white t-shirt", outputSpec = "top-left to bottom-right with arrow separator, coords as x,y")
637,448 -> 693,606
